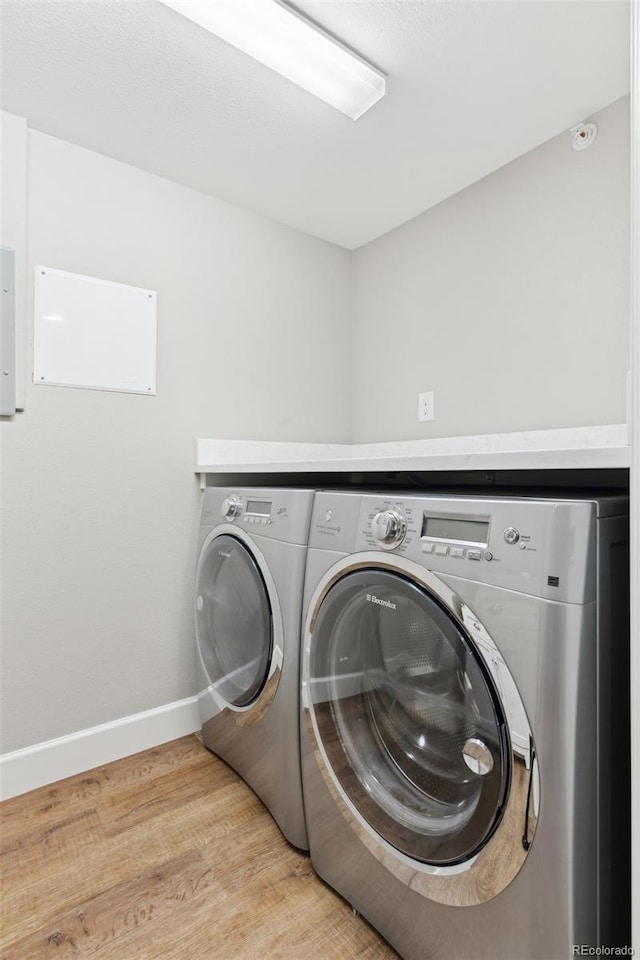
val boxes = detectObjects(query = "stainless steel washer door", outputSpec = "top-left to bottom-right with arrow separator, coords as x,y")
196,534 -> 272,708
308,568 -> 510,867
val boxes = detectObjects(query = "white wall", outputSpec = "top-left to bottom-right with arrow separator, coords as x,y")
0,124 -> 351,754
351,97 -> 630,442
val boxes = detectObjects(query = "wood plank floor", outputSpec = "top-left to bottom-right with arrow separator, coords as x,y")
0,735 -> 399,959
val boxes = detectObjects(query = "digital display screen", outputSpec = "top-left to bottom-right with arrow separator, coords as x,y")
246,499 -> 271,516
422,515 -> 490,544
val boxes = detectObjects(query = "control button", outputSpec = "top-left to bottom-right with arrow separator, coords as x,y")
450,547 -> 465,558
520,542 -> 527,550
421,542 -> 435,553
468,550 -> 482,561
504,527 -> 520,545
484,551 -> 493,561
434,544 -> 449,556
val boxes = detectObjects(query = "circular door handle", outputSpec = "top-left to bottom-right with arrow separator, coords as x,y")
462,738 -> 494,775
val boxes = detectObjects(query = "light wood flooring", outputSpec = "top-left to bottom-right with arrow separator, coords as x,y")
0,735 -> 399,959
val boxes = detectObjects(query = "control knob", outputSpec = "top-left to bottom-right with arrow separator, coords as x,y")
503,526 -> 520,545
371,507 -> 407,549
221,495 -> 243,520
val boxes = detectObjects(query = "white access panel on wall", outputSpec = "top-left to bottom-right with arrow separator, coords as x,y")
34,266 -> 157,395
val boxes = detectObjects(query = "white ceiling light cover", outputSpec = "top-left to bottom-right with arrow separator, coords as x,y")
158,0 -> 386,120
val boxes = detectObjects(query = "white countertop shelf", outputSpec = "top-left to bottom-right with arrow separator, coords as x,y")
196,424 -> 629,475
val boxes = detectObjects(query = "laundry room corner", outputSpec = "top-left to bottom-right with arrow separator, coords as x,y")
0,0 -> 636,955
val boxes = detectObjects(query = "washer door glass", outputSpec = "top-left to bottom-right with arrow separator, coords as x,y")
309,569 -> 510,865
196,534 -> 272,708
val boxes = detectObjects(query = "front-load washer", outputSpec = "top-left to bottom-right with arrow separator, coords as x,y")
301,490 -> 630,959
196,486 -> 314,850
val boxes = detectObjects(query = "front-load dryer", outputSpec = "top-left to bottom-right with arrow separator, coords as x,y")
301,490 -> 630,959
196,486 -> 314,850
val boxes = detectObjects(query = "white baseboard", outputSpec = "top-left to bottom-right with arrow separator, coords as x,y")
0,696 -> 201,801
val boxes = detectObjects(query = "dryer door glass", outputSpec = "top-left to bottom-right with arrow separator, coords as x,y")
196,535 -> 272,708
309,569 -> 510,866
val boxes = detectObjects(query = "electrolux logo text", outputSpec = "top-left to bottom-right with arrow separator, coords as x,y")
366,593 -> 397,611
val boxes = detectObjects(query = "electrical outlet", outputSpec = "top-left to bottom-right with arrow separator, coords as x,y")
418,390 -> 434,422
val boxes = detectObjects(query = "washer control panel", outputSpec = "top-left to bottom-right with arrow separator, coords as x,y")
309,489 -> 600,603
358,496 -> 503,562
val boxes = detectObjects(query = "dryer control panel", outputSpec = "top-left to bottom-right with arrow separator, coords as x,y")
201,486 -> 315,546
220,493 -> 274,525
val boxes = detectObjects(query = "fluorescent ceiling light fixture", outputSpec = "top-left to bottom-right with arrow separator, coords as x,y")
158,0 -> 386,120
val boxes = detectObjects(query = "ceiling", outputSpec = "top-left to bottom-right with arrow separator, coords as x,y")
0,0 -> 630,250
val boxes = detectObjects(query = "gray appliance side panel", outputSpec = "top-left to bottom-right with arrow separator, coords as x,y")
596,513 -> 631,945
200,537 -> 309,850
